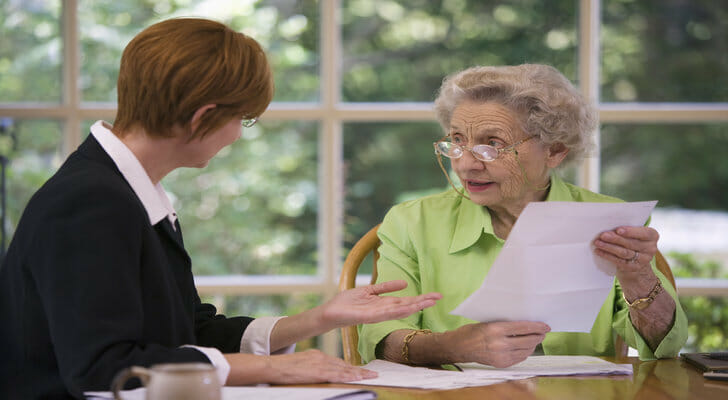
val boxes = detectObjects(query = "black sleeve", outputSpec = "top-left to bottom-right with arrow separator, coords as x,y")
29,178 -> 210,397
194,300 -> 254,353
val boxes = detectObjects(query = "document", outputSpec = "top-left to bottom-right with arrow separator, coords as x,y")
86,386 -> 376,400
457,355 -> 633,377
346,360 -> 507,390
347,357 -> 632,390
451,201 -> 657,332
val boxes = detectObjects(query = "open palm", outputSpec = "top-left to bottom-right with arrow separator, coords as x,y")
321,280 -> 441,327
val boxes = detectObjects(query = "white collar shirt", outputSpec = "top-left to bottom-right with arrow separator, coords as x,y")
90,120 -> 178,229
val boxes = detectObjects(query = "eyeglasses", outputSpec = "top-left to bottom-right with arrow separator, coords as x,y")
241,117 -> 258,128
433,135 -> 534,162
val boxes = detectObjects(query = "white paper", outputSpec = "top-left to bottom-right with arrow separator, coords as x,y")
86,386 -> 376,400
346,357 -> 632,390
457,355 -> 633,377
346,360 -> 507,389
451,201 -> 657,332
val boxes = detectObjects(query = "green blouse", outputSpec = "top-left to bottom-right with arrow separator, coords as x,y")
358,174 -> 688,363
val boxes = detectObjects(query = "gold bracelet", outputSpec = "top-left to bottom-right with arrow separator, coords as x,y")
623,280 -> 663,310
401,329 -> 432,364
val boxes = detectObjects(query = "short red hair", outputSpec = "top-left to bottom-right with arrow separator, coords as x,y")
114,18 -> 273,140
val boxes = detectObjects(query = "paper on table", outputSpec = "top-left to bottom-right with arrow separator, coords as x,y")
85,386 -> 376,400
457,355 -> 633,378
347,357 -> 632,390
451,201 -> 657,332
347,360 -> 507,389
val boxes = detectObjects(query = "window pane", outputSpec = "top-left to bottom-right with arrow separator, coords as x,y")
164,121 -> 319,276
0,0 -> 62,102
200,293 -> 323,350
601,0 -> 728,102
341,0 -> 578,102
2,119 -> 64,246
79,0 -> 319,102
343,122 -> 445,261
600,123 -> 728,259
678,295 -> 728,352
600,123 -> 728,352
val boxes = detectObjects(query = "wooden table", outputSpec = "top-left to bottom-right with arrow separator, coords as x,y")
300,357 -> 728,399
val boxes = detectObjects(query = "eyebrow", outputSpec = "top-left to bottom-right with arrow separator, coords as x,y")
449,123 -> 510,138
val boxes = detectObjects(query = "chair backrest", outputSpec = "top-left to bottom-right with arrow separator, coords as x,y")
615,249 -> 676,357
338,224 -> 677,361
338,224 -> 381,365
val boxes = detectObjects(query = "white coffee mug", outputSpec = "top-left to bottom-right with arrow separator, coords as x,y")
111,362 -> 221,400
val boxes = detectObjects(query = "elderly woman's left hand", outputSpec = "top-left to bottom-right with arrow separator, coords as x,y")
593,225 -> 677,350
593,226 -> 660,288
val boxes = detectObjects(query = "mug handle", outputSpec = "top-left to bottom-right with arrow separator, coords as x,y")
111,366 -> 151,400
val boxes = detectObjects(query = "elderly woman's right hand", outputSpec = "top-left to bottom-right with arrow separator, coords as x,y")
449,321 -> 551,368
383,321 -> 550,367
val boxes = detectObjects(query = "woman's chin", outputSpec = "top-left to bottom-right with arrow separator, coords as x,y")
466,190 -> 497,207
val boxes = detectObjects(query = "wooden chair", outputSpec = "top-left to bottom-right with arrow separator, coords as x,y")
338,223 -> 677,363
339,224 -> 381,365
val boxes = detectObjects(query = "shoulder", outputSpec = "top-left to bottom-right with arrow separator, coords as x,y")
385,189 -> 464,221
561,182 -> 624,204
24,153 -> 146,226
550,174 -> 624,204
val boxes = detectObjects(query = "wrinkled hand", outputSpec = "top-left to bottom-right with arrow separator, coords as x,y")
266,349 -> 377,384
320,280 -> 442,329
593,226 -> 659,283
451,321 -> 550,368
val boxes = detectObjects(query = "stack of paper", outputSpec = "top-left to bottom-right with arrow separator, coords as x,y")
457,355 -> 633,378
348,359 -> 506,390
348,356 -> 633,390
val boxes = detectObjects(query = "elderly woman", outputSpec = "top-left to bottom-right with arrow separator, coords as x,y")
358,64 -> 687,368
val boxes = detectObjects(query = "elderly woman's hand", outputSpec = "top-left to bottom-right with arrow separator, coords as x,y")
381,321 -> 550,368
451,321 -> 551,368
592,226 -> 677,350
593,226 -> 660,296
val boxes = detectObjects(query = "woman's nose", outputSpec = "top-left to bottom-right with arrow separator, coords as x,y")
455,148 -> 485,170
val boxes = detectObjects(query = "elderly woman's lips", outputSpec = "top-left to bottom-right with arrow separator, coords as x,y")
466,180 -> 493,192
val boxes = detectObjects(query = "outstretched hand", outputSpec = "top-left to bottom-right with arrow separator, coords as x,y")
320,280 -> 442,329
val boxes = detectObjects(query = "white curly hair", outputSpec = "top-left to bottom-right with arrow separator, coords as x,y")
433,64 -> 597,163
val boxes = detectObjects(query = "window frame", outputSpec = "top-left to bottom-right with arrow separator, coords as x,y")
1,0 -> 727,355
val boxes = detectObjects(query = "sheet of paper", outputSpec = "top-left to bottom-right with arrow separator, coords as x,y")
86,386 -> 376,400
346,357 -> 632,390
457,355 -> 633,378
451,201 -> 657,332
346,360 -> 507,389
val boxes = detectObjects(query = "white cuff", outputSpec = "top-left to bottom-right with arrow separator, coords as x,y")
240,316 -> 296,355
182,345 -> 230,385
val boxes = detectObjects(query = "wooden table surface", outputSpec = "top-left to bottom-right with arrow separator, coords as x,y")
297,357 -> 728,399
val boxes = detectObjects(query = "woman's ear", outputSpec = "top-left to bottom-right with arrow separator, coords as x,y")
546,142 -> 569,168
189,104 -> 217,133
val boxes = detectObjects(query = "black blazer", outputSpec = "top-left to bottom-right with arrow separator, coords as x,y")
0,135 -> 253,399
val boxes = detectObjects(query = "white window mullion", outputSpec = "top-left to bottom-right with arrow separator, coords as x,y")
578,0 -> 601,193
62,0 -> 81,155
318,0 -> 343,356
